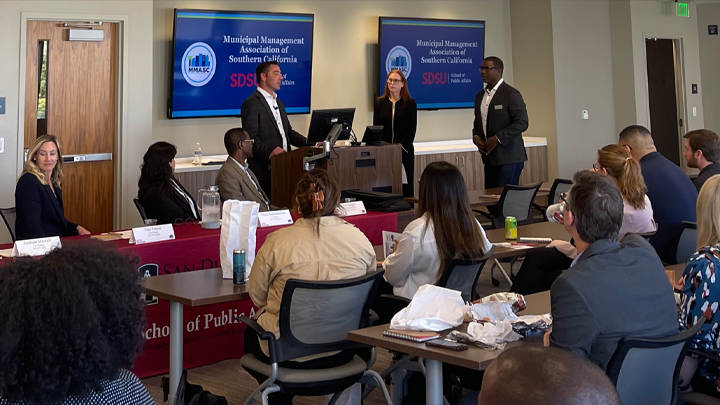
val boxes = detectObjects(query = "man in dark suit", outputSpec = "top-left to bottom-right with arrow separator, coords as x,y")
472,56 -> 529,188
545,170 -> 678,370
215,127 -> 274,212
241,61 -> 308,199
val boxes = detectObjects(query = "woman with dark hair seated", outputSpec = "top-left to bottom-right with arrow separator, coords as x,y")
246,168 -> 376,405
138,141 -> 199,224
381,161 -> 491,299
0,243 -> 152,405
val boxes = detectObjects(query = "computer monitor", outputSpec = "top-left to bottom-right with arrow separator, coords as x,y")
307,108 -> 355,144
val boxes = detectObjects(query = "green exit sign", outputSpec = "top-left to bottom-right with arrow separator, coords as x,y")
677,2 -> 690,17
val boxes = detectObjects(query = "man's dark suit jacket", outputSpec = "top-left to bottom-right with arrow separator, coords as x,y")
241,90 -> 308,183
15,172 -> 79,240
549,234 -> 679,370
472,81 -> 529,167
139,179 -> 199,225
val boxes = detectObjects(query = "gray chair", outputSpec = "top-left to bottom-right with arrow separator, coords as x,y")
238,271 -> 392,405
0,207 -> 17,242
133,197 -> 148,221
676,221 -> 698,264
476,182 -> 543,286
605,317 -> 706,405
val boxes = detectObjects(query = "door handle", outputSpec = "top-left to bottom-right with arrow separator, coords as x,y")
23,149 -> 30,167
455,156 -> 459,165
680,119 -> 684,127
461,155 -> 465,166
63,152 -> 112,163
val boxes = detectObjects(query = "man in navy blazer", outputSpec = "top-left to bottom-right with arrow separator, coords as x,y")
241,61 -> 308,199
473,56 -> 529,188
545,171 -> 678,370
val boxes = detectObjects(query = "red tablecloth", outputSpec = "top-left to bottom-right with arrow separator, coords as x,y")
1,212 -> 397,377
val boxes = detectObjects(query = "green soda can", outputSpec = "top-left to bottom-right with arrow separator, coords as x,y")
505,216 -> 518,240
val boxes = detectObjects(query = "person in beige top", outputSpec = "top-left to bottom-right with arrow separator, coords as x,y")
215,127 -> 275,211
245,169 -> 376,404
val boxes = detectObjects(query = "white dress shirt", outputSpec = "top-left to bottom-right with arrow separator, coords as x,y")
257,86 -> 288,151
382,215 -> 493,299
480,78 -> 504,139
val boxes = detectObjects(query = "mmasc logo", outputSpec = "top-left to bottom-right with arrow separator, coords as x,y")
181,42 -> 216,87
139,263 -> 159,306
386,45 -> 412,78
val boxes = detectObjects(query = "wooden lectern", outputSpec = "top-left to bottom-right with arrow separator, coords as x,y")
270,144 -> 402,209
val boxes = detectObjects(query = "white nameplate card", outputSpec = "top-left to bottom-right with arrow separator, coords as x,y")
129,224 -> 176,245
338,201 -> 367,217
12,236 -> 62,257
258,209 -> 294,228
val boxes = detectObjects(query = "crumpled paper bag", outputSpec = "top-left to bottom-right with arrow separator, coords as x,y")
390,285 -> 465,331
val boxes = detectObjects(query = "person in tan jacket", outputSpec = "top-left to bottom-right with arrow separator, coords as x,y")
215,127 -> 274,211
245,169 -> 376,404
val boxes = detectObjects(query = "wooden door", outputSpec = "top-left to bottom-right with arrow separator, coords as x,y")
24,21 -> 116,233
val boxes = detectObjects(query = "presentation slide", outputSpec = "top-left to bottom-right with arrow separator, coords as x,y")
168,9 -> 314,119
378,17 -> 485,110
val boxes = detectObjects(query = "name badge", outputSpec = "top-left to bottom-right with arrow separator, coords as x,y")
338,201 -> 367,217
494,104 -> 503,110
130,224 -> 176,245
258,209 -> 294,228
12,236 -> 62,257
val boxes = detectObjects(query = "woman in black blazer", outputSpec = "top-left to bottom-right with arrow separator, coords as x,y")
15,135 -> 90,240
373,70 -> 418,197
138,142 -> 199,225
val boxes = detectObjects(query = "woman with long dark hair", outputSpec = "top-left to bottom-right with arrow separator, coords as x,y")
137,141 -> 198,224
382,161 -> 491,299
374,69 -> 418,197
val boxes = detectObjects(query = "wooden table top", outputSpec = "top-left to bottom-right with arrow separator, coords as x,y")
142,268 -> 250,306
665,263 -> 685,287
486,222 -> 571,259
348,291 -> 549,371
404,186 -> 551,207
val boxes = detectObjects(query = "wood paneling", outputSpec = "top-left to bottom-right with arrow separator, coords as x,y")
25,21 -> 117,233
519,146 -> 548,186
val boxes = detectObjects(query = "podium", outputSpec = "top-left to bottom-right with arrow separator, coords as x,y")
270,144 -> 402,209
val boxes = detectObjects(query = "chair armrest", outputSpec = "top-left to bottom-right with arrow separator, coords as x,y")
237,316 -> 276,341
380,294 -> 411,305
368,309 -> 380,326
532,202 -> 546,212
474,209 -> 493,221
687,348 -> 720,364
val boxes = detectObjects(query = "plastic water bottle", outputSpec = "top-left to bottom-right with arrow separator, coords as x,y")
193,143 -> 202,165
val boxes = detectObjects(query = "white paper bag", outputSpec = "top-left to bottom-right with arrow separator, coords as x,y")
220,200 -> 260,279
390,285 -> 465,331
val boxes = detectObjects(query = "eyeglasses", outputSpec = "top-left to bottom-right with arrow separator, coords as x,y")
479,66 -> 498,71
174,218 -> 199,225
242,139 -> 255,144
387,79 -> 403,85
592,163 -> 600,171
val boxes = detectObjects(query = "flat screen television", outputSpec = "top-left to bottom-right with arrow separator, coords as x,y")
168,9 -> 314,119
378,17 -> 485,110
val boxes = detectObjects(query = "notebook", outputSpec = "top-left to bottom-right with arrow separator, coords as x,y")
519,237 -> 552,243
383,330 -> 440,342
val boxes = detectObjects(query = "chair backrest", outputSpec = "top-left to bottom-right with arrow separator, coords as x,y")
548,178 -> 573,206
494,182 -> 543,228
605,317 -> 705,405
437,257 -> 489,302
0,207 -> 17,242
676,221 -> 697,264
272,270 -> 385,363
134,197 -> 148,221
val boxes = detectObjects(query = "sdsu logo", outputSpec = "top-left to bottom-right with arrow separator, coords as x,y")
181,42 -> 216,87
138,263 -> 159,306
386,45 -> 412,78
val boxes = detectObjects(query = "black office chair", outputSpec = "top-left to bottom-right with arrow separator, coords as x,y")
534,178 -> 572,221
238,271 -> 391,405
0,207 -> 17,242
681,348 -> 720,405
476,182 -> 543,286
676,221 -> 698,264
134,197 -> 148,221
605,317 -> 705,405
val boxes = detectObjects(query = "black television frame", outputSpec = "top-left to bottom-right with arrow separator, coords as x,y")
377,16 -> 486,111
167,8 -> 315,120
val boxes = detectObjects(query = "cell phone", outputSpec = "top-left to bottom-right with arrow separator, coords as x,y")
425,339 -> 468,351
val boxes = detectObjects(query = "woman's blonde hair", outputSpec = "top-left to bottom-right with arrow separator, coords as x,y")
697,175 -> 720,248
597,144 -> 647,210
23,134 -> 64,187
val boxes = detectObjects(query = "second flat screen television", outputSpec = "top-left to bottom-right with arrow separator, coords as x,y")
168,9 -> 314,119
378,17 -> 485,110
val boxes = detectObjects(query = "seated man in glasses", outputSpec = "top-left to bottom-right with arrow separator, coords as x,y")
216,127 -> 276,212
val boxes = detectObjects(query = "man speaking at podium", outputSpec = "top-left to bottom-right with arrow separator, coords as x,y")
241,61 -> 308,199
472,56 -> 529,188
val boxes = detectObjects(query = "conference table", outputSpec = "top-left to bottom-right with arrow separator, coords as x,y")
348,291 -> 551,404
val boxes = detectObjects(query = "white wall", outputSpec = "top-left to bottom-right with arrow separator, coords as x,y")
551,0 -> 616,178
152,0 -> 514,158
697,2 -> 720,133
0,0 -> 154,243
